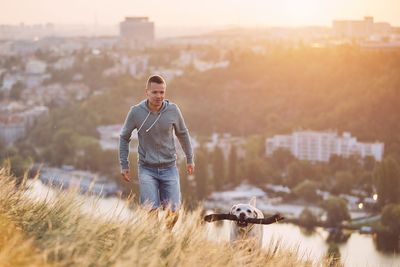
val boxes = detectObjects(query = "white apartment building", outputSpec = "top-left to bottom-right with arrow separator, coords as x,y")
266,130 -> 384,162
333,16 -> 393,38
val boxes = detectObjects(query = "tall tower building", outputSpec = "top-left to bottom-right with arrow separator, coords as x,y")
119,17 -> 154,47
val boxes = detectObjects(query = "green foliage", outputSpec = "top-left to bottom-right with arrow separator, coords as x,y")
287,161 -> 315,187
179,161 -> 196,208
245,158 -> 269,185
50,129 -> 79,165
363,156 -> 376,172
381,204 -> 400,235
331,171 -> 354,195
228,145 -> 238,185
166,47 -> 400,150
212,146 -> 225,190
298,208 -> 318,228
293,180 -> 318,202
270,149 -> 296,171
11,46 -> 400,200
194,147 -> 209,200
373,157 -> 400,207
322,197 -> 350,227
9,81 -> 24,100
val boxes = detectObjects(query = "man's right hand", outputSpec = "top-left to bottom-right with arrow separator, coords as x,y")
121,169 -> 131,182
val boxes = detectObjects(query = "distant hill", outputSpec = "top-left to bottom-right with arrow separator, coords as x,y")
165,46 -> 400,158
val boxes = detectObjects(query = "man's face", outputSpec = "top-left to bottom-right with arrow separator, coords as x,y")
146,82 -> 166,109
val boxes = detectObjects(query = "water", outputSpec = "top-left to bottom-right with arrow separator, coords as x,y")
207,220 -> 400,267
26,180 -> 400,267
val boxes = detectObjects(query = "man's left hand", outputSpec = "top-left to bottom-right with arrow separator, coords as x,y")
187,163 -> 195,175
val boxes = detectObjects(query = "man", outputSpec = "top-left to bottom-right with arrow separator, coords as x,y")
119,75 -> 194,212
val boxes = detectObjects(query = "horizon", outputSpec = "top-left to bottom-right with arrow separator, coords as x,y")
1,0 -> 400,28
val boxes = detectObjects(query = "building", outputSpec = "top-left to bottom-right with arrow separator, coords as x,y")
204,133 -> 246,160
266,130 -> 384,162
25,59 -> 47,74
0,115 -> 25,145
119,17 -> 154,47
97,124 -> 138,151
0,103 -> 48,146
333,16 -> 393,38
38,165 -> 119,197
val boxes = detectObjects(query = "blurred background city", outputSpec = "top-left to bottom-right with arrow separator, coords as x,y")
1,1 -> 400,266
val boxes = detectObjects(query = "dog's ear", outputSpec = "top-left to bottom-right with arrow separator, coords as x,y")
249,197 -> 256,207
229,205 -> 235,214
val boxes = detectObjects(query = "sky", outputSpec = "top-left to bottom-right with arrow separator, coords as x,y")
1,0 -> 399,28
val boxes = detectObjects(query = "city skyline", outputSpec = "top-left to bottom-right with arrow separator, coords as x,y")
1,0 -> 400,28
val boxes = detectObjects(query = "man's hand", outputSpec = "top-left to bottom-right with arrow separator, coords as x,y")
187,163 -> 195,175
121,169 -> 131,182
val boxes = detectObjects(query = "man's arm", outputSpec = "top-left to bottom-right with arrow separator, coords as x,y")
119,107 -> 136,181
173,105 -> 194,173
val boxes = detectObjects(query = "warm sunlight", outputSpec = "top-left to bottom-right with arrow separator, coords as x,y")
276,0 -> 330,26
1,0 -> 400,266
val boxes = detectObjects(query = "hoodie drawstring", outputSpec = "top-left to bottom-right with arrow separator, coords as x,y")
146,113 -> 162,132
137,111 -> 162,133
137,112 -> 151,133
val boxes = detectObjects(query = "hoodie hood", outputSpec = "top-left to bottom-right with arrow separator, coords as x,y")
137,99 -> 170,133
139,99 -> 170,113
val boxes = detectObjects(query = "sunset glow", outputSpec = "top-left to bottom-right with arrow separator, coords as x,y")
0,0 -> 399,27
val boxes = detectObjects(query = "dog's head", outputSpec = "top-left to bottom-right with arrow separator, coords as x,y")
230,197 -> 259,228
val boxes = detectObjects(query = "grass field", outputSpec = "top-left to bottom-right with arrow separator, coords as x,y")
0,167 -> 339,267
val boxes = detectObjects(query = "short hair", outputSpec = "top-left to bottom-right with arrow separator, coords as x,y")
146,75 -> 166,89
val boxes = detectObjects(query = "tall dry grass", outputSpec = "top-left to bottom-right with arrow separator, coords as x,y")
0,167 -> 339,267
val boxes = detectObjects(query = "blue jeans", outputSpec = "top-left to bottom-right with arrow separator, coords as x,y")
138,164 -> 181,211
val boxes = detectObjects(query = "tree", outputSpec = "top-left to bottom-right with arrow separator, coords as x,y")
373,157 -> 400,207
381,204 -> 400,235
331,171 -> 354,195
50,129 -> 78,165
364,155 -> 376,172
299,208 -> 318,229
328,155 -> 347,173
212,146 -> 225,191
270,148 -> 295,171
287,160 -> 315,187
194,148 -> 208,200
228,145 -> 238,186
245,158 -> 268,185
73,136 -> 103,171
179,160 -> 196,208
9,81 -> 24,100
322,197 -> 350,227
293,180 -> 319,202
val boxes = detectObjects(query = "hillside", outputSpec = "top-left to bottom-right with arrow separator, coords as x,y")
0,168 -> 338,267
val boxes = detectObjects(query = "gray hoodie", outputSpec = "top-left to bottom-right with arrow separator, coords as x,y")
119,99 -> 194,170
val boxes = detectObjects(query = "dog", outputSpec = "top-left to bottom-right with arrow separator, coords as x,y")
229,197 -> 264,246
